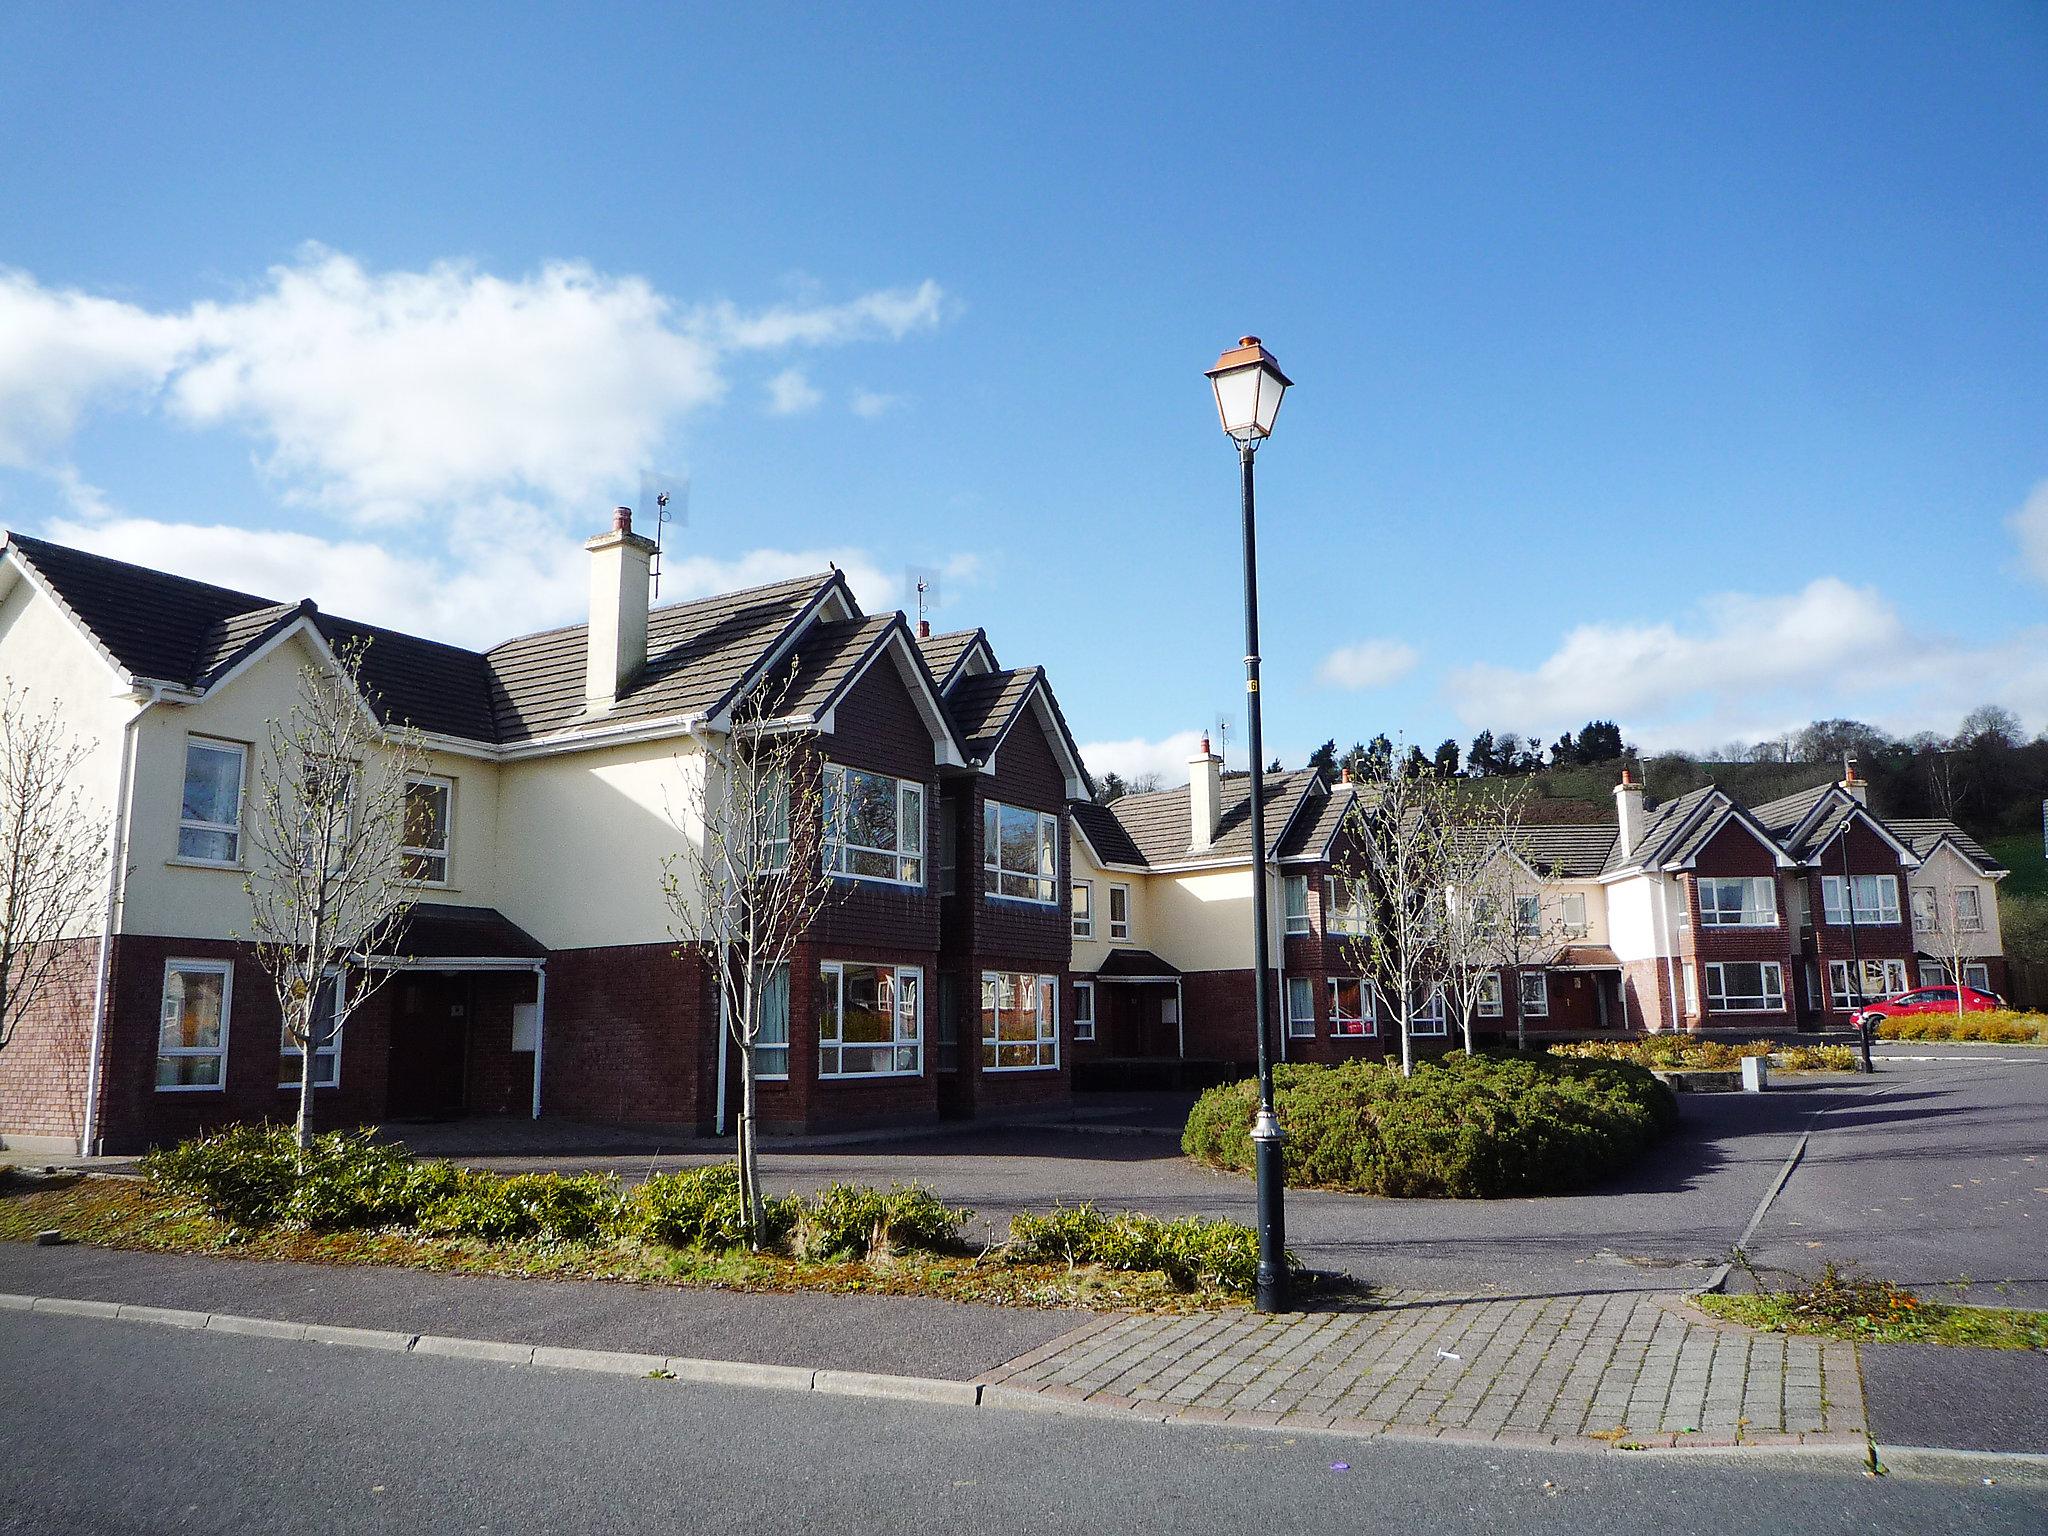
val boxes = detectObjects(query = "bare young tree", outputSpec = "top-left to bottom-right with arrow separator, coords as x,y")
0,684 -> 110,1053
1337,743 -> 1454,1077
244,639 -> 424,1151
1437,782 -> 1534,1055
1489,850 -> 1574,1054
663,671 -> 834,1248
1911,874 -> 1984,1020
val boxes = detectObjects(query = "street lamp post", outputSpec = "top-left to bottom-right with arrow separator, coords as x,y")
1206,336 -> 1293,1313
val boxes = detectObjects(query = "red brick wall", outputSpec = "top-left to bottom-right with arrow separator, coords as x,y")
1798,823 -> 1916,1024
762,937 -> 942,1134
0,937 -> 100,1145
542,942 -> 713,1127
1683,823 -> 1799,1030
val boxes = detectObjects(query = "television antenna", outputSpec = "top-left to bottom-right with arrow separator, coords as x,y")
640,472 -> 687,598
905,564 -> 942,634
1214,712 -> 1233,769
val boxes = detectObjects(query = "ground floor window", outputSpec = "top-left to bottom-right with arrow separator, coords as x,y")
1411,988 -> 1448,1037
743,965 -> 791,1079
1704,960 -> 1784,1013
1517,971 -> 1549,1018
1327,978 -> 1373,1036
279,972 -> 344,1089
1073,981 -> 1095,1042
1684,962 -> 1700,1016
1918,959 -> 1993,992
1286,976 -> 1315,1038
982,972 -> 1058,1070
1477,971 -> 1503,1017
818,962 -> 921,1077
158,960 -> 232,1090
1829,958 -> 1907,1009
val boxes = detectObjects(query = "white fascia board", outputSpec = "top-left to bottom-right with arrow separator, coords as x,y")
1810,808 -> 1922,869
498,712 -> 708,761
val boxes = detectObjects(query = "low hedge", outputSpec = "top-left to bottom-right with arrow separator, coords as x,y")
1874,1010 -> 2048,1045
1008,1205 -> 1265,1294
1551,1037 -> 1858,1072
1182,1052 -> 1677,1198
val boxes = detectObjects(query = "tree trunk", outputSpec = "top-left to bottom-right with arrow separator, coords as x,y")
1399,1009 -> 1413,1077
738,1039 -> 764,1248
293,995 -> 316,1154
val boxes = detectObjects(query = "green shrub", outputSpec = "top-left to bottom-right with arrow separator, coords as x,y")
1876,1010 -> 2048,1045
1182,1053 -> 1676,1199
632,1164 -> 798,1251
1772,1044 -> 1859,1072
792,1181 -> 968,1261
1552,1037 -> 1857,1073
143,1123 -> 300,1227
1008,1205 -> 1264,1294
414,1170 -> 625,1244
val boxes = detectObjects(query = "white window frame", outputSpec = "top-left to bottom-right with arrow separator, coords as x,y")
1283,874 -> 1310,936
1071,880 -> 1094,939
983,799 -> 1059,905
1703,960 -> 1786,1013
1108,882 -> 1131,941
1518,971 -> 1549,1018
759,773 -> 791,873
1829,958 -> 1907,1008
1698,876 -> 1778,929
1477,971 -> 1503,1018
176,737 -> 247,866
822,764 -> 925,888
157,959 -> 232,1092
1910,886 -> 1938,933
279,970 -> 345,1089
401,774 -> 454,885
1412,988 -> 1448,1037
1954,886 -> 1984,932
981,971 -> 1060,1072
1327,978 -> 1374,1037
1514,892 -> 1542,940
1325,875 -> 1368,936
1073,980 -> 1095,1042
1559,892 -> 1588,939
747,964 -> 792,1079
1964,961 -> 1992,992
1821,874 -> 1900,926
1685,961 -> 1701,1016
1285,975 -> 1316,1038
817,961 -> 922,1078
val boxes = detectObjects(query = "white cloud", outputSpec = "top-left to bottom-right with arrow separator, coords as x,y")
1317,637 -> 1419,690
766,367 -> 823,416
2009,479 -> 2048,587
1076,729 -> 1207,788
0,248 -> 950,525
850,390 -> 901,419
1447,576 -> 2048,751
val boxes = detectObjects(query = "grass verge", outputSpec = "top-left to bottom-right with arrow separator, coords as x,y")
1698,1262 -> 2048,1350
0,1170 -> 1265,1313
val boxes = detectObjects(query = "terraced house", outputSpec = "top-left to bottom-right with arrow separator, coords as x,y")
1066,754 -> 2012,1073
0,516 -> 1088,1154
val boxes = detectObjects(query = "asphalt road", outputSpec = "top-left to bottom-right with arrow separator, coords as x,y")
4,1313 -> 2041,1536
1738,1045 -> 2048,1306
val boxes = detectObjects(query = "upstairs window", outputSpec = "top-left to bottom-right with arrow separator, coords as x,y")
178,739 -> 246,864
402,777 -> 453,883
1283,875 -> 1310,936
1324,876 -> 1368,935
823,765 -> 924,886
1698,877 -> 1777,928
758,772 -> 791,873
1559,892 -> 1588,938
1955,887 -> 1984,932
1821,874 -> 1899,926
984,800 -> 1058,903
1071,881 -> 1094,939
1108,883 -> 1131,940
1514,893 -> 1542,940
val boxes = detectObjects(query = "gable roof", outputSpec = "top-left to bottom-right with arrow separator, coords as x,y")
1602,784 -> 1722,875
945,666 -> 1041,759
1070,798 -> 1147,867
914,627 -> 993,691
1888,818 -> 2007,875
1079,769 -> 1320,869
1508,823 -> 1621,879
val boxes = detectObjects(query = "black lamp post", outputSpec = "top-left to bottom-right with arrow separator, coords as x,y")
1205,336 -> 1293,1313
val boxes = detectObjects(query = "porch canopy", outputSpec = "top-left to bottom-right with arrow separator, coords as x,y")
1550,944 -> 1622,972
1090,948 -> 1181,984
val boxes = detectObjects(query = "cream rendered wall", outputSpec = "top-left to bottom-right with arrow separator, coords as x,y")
1907,845 -> 2005,958
1067,827 -> 1152,971
494,734 -> 706,950
1148,866 -> 1256,973
121,630 -> 504,941
1522,878 -> 1610,946
0,570 -> 133,938
1603,875 -> 1662,963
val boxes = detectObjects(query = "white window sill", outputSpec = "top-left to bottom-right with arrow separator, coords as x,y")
153,1082 -> 226,1094
982,1063 -> 1059,1074
1331,1028 -> 1377,1039
817,1068 -> 923,1081
166,857 -> 245,872
985,892 -> 1060,908
828,873 -> 925,892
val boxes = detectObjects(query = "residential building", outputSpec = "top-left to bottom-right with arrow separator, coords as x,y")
0,518 -> 1087,1153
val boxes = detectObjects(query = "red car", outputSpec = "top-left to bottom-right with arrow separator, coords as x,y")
1855,984 -> 2005,1028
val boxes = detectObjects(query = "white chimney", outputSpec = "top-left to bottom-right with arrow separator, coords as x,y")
1614,768 -> 1645,858
585,507 -> 657,712
1188,733 -> 1223,847
1840,761 -> 1869,807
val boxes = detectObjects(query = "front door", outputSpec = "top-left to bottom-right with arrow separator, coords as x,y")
1106,987 -> 1176,1059
387,974 -> 470,1119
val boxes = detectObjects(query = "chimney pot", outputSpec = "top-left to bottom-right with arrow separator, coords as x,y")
917,618 -> 930,640
613,506 -> 633,533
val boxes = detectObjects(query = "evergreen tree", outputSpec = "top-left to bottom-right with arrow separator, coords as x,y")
1433,738 -> 1461,777
1468,729 -> 1498,777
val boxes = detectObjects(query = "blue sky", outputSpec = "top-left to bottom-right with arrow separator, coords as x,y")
3,3 -> 2045,783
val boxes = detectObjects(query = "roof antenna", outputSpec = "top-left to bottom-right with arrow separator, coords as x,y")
638,471 -> 686,599
1214,712 -> 1233,770
905,564 -> 941,640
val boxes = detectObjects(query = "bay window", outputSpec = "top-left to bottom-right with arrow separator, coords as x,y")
1829,959 -> 1907,1008
984,800 -> 1058,903
157,960 -> 231,1090
1324,875 -> 1368,936
178,738 -> 245,864
1327,978 -> 1373,1037
1820,874 -> 1900,926
1698,877 -> 1778,928
817,961 -> 921,1077
1704,960 -> 1785,1013
822,765 -> 924,885
981,971 -> 1059,1070
1286,976 -> 1315,1038
1518,971 -> 1549,1017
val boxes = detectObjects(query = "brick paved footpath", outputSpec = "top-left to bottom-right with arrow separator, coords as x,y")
977,1290 -> 1867,1452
